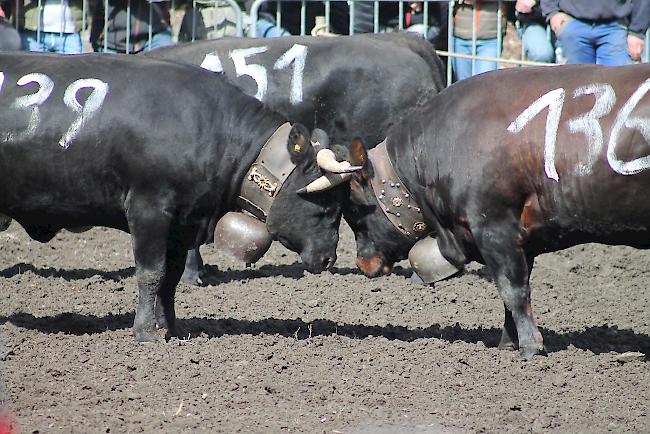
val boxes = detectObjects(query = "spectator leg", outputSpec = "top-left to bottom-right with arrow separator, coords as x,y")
451,36 -> 473,81
522,23 -> 555,63
557,19 -> 596,64
20,30 -> 44,52
145,28 -> 174,51
595,21 -> 631,66
473,38 -> 499,75
60,33 -> 83,54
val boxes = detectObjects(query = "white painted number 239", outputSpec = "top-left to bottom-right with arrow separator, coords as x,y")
0,71 -> 108,149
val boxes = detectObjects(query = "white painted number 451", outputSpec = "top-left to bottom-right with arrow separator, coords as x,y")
200,44 -> 308,105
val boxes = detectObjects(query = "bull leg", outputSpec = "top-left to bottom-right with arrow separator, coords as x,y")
155,228 -> 192,338
474,222 -> 545,359
128,203 -> 175,342
498,305 -> 518,351
498,256 -> 535,351
0,214 -> 11,232
180,247 -> 204,286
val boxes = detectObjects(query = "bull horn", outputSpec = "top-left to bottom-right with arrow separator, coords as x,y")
316,148 -> 362,174
297,172 -> 354,194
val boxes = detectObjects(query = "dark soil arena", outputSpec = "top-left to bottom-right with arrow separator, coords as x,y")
0,221 -> 648,433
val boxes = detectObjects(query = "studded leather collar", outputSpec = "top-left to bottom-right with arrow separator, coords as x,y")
367,139 -> 428,241
236,122 -> 295,221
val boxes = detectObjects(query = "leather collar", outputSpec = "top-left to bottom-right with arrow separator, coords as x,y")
237,122 -> 295,221
367,139 -> 428,241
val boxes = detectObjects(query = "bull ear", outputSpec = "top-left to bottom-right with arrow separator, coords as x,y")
348,138 -> 372,181
349,138 -> 368,168
310,128 -> 329,151
287,123 -> 315,165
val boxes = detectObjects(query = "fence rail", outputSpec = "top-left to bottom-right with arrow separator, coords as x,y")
5,0 -> 649,81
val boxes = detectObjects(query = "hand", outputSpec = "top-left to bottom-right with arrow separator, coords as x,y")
515,0 -> 536,14
550,12 -> 571,34
628,34 -> 644,62
408,2 -> 422,13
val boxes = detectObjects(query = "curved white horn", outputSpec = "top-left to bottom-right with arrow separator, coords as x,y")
316,148 -> 362,174
297,172 -> 353,194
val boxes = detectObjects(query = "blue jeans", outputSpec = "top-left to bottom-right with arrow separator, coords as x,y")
519,23 -> 555,63
451,36 -> 500,81
255,18 -> 290,38
556,19 -> 631,65
20,30 -> 82,54
144,28 -> 173,51
96,28 -> 173,53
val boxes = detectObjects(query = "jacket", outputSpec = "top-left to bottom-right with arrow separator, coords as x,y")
14,0 -> 85,32
453,1 -> 508,40
541,0 -> 650,38
90,0 -> 169,53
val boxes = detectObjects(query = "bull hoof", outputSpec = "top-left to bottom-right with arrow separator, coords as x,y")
498,341 -> 518,351
519,345 -> 547,360
165,325 -> 186,341
133,327 -> 164,342
181,273 -> 203,286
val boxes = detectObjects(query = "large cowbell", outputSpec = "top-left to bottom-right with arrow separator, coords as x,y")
408,236 -> 462,284
215,212 -> 273,265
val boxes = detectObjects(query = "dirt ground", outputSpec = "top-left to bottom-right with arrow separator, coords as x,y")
0,219 -> 648,434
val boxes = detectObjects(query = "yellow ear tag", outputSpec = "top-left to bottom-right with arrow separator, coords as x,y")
294,144 -> 302,152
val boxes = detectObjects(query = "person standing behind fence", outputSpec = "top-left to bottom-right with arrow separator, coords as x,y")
12,0 -> 84,53
451,0 -> 507,81
541,0 -> 650,65
516,0 -> 555,63
0,2 -> 21,50
90,0 -> 173,53
178,0 -> 239,42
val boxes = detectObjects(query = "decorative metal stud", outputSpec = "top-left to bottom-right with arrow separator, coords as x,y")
396,212 -> 401,217
392,197 -> 403,207
413,222 -> 426,232
404,193 -> 409,198
381,179 -> 386,184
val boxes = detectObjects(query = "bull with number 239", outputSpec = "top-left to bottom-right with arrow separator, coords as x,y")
342,64 -> 650,359
0,52 -> 359,342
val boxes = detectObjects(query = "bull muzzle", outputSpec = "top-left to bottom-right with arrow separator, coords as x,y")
356,254 -> 393,278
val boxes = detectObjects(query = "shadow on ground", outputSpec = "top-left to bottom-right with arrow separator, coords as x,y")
1,312 -> 648,357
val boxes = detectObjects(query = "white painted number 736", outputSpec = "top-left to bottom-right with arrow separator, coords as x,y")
507,79 -> 650,180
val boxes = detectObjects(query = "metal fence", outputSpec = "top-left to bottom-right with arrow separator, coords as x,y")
5,0 -> 649,76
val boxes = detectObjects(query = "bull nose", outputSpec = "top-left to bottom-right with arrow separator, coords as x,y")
356,255 -> 392,278
305,254 -> 336,274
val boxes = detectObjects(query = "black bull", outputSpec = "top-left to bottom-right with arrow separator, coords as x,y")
145,33 -> 445,284
0,52 -> 347,341
343,64 -> 650,359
